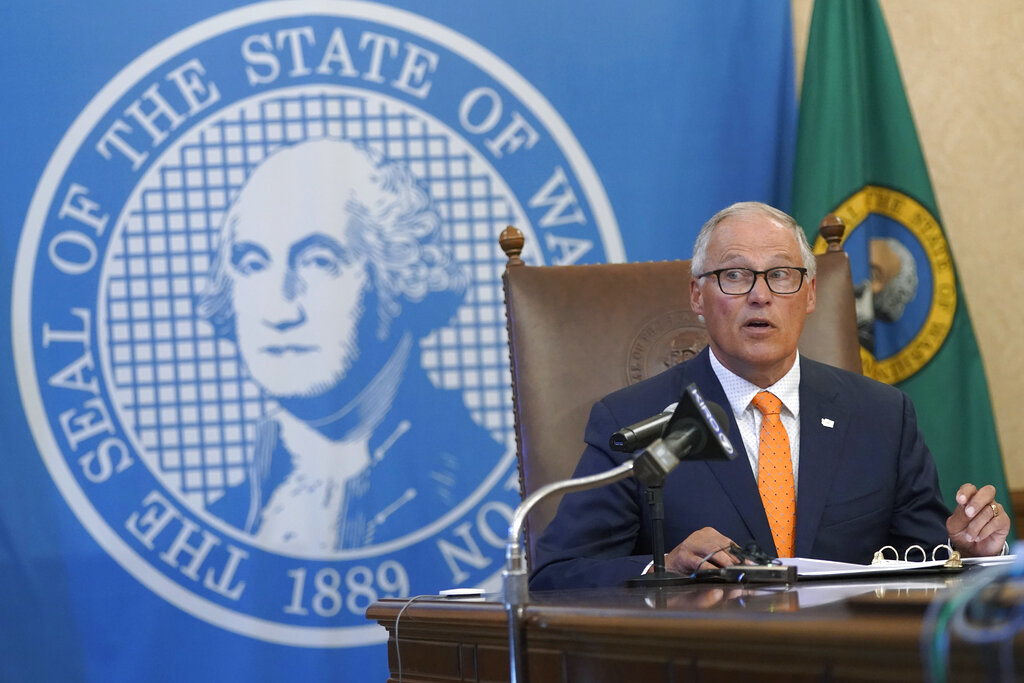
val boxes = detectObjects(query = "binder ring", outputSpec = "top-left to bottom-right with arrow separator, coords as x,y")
871,544 -> 959,564
904,544 -> 926,562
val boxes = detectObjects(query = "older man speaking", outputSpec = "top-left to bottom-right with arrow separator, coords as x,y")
530,202 -> 1009,589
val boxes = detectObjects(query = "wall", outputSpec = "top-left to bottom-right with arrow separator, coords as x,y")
792,0 -> 1024,489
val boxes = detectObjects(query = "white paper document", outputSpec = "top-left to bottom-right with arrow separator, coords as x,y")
778,555 -> 1016,579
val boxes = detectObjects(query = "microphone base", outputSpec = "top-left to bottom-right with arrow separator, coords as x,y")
623,571 -> 693,588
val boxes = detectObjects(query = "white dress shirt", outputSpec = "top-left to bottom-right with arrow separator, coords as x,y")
708,349 -> 801,492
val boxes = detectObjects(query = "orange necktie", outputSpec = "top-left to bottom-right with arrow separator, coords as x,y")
752,391 -> 796,558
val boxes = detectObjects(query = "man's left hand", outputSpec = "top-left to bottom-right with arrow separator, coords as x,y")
946,483 -> 1010,557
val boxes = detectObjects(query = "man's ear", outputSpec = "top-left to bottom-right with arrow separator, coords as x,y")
805,276 -> 817,314
689,277 -> 703,315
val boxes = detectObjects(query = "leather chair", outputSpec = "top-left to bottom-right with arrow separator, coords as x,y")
500,216 -> 861,565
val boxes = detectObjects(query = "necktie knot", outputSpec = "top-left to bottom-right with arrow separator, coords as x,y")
752,391 -> 782,416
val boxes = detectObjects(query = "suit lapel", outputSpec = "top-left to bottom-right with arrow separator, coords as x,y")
683,351 -> 776,553
794,358 -> 850,557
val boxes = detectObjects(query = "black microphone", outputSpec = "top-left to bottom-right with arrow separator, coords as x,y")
624,382 -> 736,588
632,383 -> 735,487
608,404 -> 677,453
659,400 -> 730,459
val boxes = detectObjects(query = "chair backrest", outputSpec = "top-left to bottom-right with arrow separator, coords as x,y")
500,216 -> 861,564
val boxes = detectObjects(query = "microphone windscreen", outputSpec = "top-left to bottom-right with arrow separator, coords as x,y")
707,401 -> 730,435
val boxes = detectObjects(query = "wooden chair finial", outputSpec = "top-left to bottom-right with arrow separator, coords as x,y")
499,225 -> 525,266
818,214 -> 846,253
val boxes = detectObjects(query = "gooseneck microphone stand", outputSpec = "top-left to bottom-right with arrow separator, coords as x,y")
502,382 -> 734,683
503,460 -> 636,683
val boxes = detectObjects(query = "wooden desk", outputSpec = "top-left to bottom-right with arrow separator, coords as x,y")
367,572 -> 1023,682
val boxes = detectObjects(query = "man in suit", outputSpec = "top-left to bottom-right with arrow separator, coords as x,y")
530,201 -> 1009,589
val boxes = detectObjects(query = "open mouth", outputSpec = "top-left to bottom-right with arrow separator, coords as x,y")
745,320 -> 773,329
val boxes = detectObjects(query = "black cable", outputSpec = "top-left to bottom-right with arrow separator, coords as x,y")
689,542 -> 777,578
923,547 -> 1024,683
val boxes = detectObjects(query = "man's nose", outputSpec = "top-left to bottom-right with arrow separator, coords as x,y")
261,270 -> 307,330
747,273 -> 774,302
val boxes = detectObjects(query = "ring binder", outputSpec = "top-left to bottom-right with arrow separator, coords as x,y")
871,544 -> 962,569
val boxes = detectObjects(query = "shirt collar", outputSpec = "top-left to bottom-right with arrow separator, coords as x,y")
708,349 -> 801,419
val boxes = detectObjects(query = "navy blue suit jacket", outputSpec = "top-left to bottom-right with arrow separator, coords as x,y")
529,348 -> 951,590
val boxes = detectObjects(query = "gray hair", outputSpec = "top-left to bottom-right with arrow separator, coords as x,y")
873,237 -> 917,322
196,139 -> 466,341
690,201 -> 817,279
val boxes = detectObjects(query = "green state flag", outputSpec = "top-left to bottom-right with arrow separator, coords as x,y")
791,1 -> 1011,515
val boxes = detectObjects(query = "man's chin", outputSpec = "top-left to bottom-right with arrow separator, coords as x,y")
249,361 -> 345,399
265,384 -> 330,400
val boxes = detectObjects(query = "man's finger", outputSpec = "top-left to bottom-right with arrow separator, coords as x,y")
955,482 -> 978,507
962,486 -> 996,519
969,502 -> 1006,541
952,499 -> 1007,546
707,549 -> 739,567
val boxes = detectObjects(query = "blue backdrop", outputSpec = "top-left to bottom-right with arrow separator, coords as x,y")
0,2 -> 795,680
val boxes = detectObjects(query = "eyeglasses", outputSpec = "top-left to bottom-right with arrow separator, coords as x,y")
697,267 -> 808,295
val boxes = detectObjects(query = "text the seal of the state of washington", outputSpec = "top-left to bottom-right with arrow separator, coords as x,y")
13,1 -> 619,646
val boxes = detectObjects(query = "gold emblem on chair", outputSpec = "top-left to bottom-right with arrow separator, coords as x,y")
627,310 -> 709,384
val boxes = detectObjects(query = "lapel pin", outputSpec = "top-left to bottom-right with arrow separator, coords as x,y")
821,418 -> 835,429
